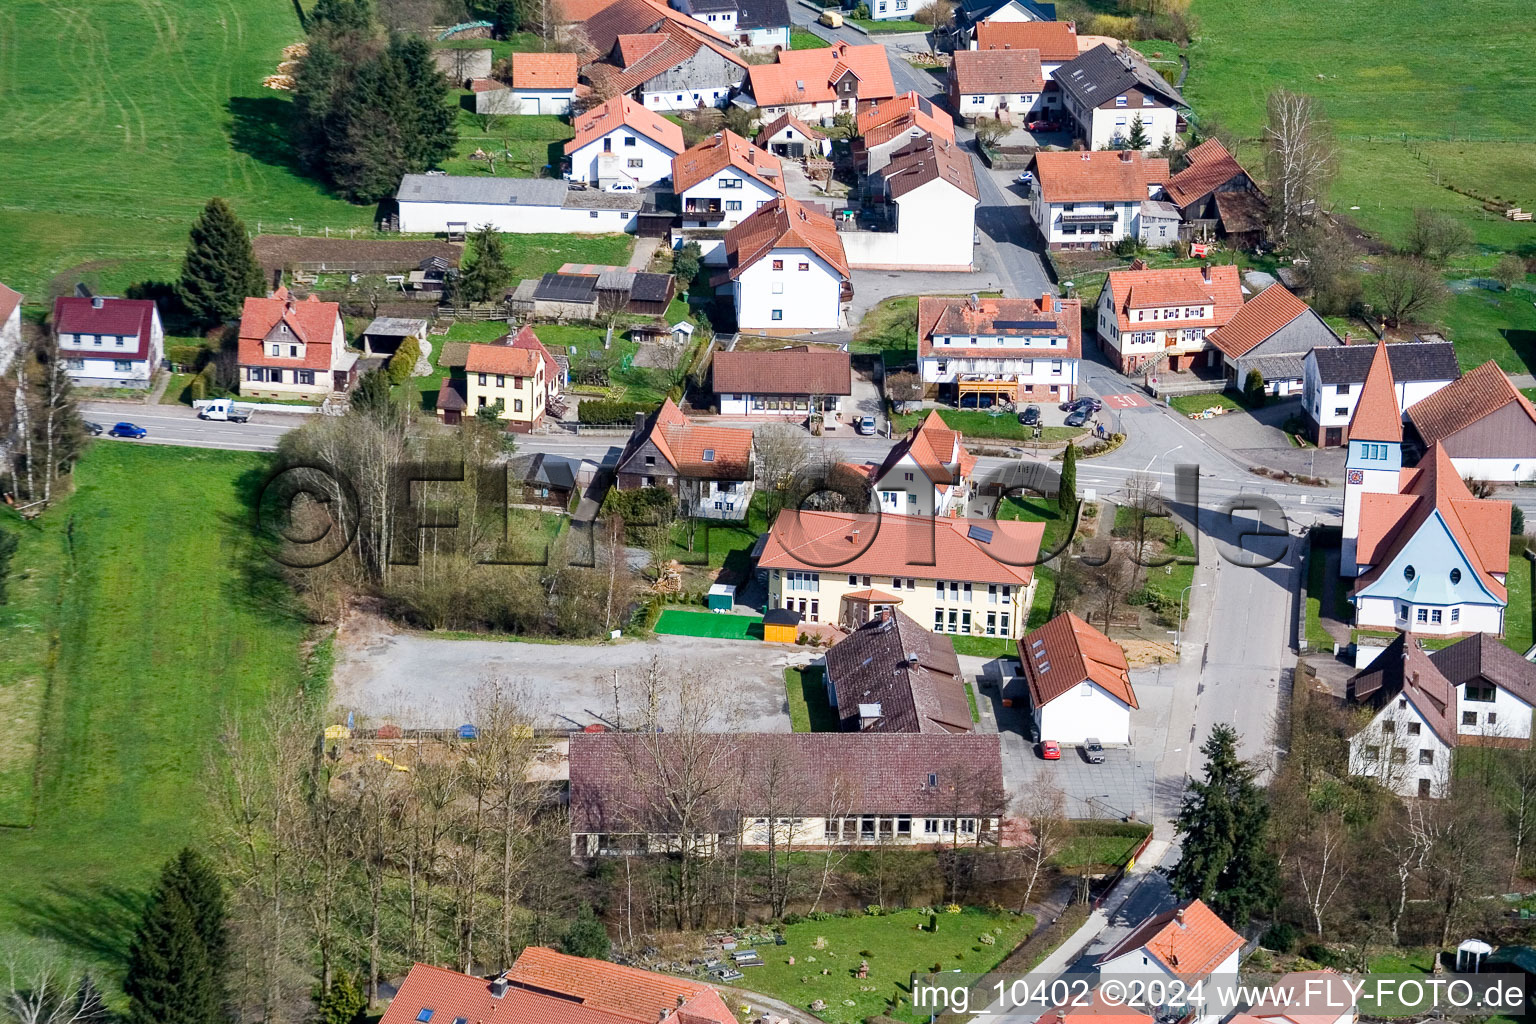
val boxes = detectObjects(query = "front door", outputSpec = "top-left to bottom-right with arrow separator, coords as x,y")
1324,427 -> 1342,446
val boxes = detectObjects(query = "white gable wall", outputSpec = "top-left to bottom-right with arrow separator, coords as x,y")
732,246 -> 844,331
568,131 -> 678,185
680,171 -> 780,229
1347,697 -> 1453,799
1035,680 -> 1131,745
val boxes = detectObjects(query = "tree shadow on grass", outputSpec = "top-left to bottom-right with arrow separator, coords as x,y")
9,882 -> 146,975
1501,328 -> 1536,376
217,462 -> 316,631
227,96 -> 310,178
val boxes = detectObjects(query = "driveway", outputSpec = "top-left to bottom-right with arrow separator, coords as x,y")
333,629 -> 809,730
850,265 -> 1005,322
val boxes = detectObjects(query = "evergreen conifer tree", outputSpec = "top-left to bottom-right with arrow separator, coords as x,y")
124,849 -> 228,1024
177,199 -> 265,326
1126,115 -> 1149,149
1057,441 -> 1077,516
561,904 -> 613,960
458,226 -> 512,302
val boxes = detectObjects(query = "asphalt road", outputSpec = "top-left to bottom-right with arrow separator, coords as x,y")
81,402 -> 301,453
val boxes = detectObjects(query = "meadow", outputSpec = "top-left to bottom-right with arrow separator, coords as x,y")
0,444 -> 307,976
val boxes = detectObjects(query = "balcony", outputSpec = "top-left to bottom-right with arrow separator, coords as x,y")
1060,211 -> 1116,225
683,199 -> 725,221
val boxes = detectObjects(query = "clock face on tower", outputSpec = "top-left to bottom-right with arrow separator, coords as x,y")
1348,469 -> 1364,485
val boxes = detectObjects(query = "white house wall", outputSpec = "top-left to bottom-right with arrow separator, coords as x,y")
512,87 -> 575,115
0,304 -> 22,377
568,133 -> 678,186
1036,681 -> 1132,745
1448,456 -> 1535,483
1457,683 -> 1533,742
733,246 -> 844,331
1084,105 -> 1179,151
1347,699 -> 1453,799
842,179 -> 977,270
1095,948 -> 1238,1024
680,172 -> 780,229
397,199 -> 637,234
955,90 -> 1046,120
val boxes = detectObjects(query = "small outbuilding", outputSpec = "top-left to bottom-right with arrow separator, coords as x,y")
762,607 -> 802,643
707,583 -> 737,612
361,317 -> 430,357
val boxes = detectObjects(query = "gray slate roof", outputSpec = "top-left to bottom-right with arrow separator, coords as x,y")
1308,341 -> 1461,386
737,0 -> 791,30
363,317 -> 429,337
1246,353 -> 1307,382
1057,44 -> 1184,111
823,610 -> 972,734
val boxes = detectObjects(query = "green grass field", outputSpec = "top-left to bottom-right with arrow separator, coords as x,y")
1503,552 -> 1532,655
790,29 -> 831,48
441,108 -> 572,178
1439,285 -> 1536,374
785,665 -> 837,731
654,608 -> 764,639
888,408 -> 1084,443
0,443 -> 306,975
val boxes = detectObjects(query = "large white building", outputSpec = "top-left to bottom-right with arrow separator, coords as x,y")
563,94 -> 686,187
917,292 -> 1081,404
1055,43 -> 1184,151
842,134 -> 980,271
712,197 -> 850,332
669,0 -> 791,50
51,295 -> 164,389
1012,612 -> 1138,745
1300,339 -> 1460,447
1032,150 -> 1169,252
395,175 -> 642,235
1406,360 -> 1536,483
947,47 -> 1046,125
673,129 -> 784,232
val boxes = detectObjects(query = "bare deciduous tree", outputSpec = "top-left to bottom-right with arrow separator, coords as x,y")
1262,89 -> 1337,244
1403,208 -> 1473,265
754,422 -> 814,516
2,961 -> 106,1024
1013,773 -> 1070,911
1367,256 -> 1448,329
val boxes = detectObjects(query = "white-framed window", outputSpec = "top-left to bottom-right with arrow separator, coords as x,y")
719,177 -> 742,188
627,158 -> 643,168
725,200 -> 742,211
771,309 -> 783,320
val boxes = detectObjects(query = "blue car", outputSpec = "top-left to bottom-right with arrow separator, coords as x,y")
108,422 -> 147,439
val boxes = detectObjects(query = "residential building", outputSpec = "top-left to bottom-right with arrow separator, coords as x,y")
614,398 -> 756,517
1207,284 -> 1342,396
1010,612 -> 1138,745
395,174 -> 642,234
1163,139 -> 1267,247
948,48 -> 1046,125
563,94 -> 686,186
1405,360 -> 1536,482
673,129 -> 784,231
579,0 -> 748,111
670,0 -> 791,50
568,731 -> 1006,854
358,316 -> 428,357
710,346 -> 852,416
0,282 -> 23,377
1031,150 -> 1169,252
867,410 -> 977,517
744,42 -> 897,120
842,133 -> 980,270
1055,44 -> 1184,151
514,452 -> 595,509
712,197 -> 851,332
236,288 -> 354,400
946,0 -> 1056,49
917,292 -> 1082,404
755,113 -> 831,159
854,92 -> 956,175
507,52 -> 580,114
1301,339 -> 1460,447
1093,262 -> 1243,373
1096,900 -> 1244,1024
380,949 -> 736,1024
758,509 -> 1041,637
463,337 -> 552,431
1045,991 -> 1153,1024
823,609 -> 972,731
1346,632 -> 1536,797
52,295 -> 164,389
971,20 -> 1079,79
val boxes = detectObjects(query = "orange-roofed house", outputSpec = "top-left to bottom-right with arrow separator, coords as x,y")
1242,970 -> 1359,1024
713,197 -> 851,332
460,327 -> 560,432
674,129 -> 784,232
1031,150 -> 1171,253
1207,283 -> 1342,397
756,112 -> 831,159
506,52 -> 579,114
380,950 -> 735,1024
236,287 -> 354,400
564,94 -> 686,187
854,92 -> 955,174
869,409 -> 978,517
917,292 -> 1082,405
576,0 -> 749,111
1042,990 -> 1154,1024
844,132 -> 980,270
948,47 -> 1047,125
1404,359 -> 1536,482
745,40 -> 897,121
614,398 -> 756,517
1093,262 -> 1243,373
1097,899 -> 1243,1024
758,509 -> 1041,636
972,20 -> 1080,77
1012,612 -> 1137,744
1163,138 -> 1267,247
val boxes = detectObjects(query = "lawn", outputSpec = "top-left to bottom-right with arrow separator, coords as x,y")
888,409 -> 1085,442
1167,392 -> 1245,417
1303,539 -> 1339,651
790,30 -> 832,48
1438,285 -> 1536,375
0,444 -> 307,976
949,635 -> 1016,659
1503,551 -> 1532,655
742,907 -> 1033,1024
440,108 -> 572,179
848,16 -> 926,32
1051,822 -> 1152,870
994,494 -> 1068,633
654,609 -> 764,640
785,665 -> 838,731
852,293 -> 1001,359
653,492 -> 772,572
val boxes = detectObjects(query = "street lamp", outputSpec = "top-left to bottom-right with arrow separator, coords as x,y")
1174,583 -> 1207,651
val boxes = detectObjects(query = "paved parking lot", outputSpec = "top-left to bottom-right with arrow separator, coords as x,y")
333,629 -> 810,731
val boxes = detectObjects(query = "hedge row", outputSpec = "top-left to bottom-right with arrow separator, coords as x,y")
577,399 -> 659,425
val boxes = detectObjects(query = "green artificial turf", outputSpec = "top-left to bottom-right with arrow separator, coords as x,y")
654,609 -> 764,640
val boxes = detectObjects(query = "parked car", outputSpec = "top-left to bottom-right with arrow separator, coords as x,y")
1014,171 -> 1034,186
1059,396 -> 1102,412
1083,737 -> 1106,763
1063,408 -> 1090,428
1026,119 -> 1061,133
855,415 -> 877,436
1039,739 -> 1061,760
83,421 -> 103,436
606,181 -> 636,192
1017,404 -> 1041,426
108,422 -> 147,439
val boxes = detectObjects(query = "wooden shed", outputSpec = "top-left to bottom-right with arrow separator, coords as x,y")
762,607 -> 802,644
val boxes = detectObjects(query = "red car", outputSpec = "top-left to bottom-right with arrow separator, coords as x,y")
1027,119 -> 1062,133
1039,740 -> 1061,760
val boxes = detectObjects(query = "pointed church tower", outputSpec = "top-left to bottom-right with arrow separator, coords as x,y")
1341,339 -> 1404,573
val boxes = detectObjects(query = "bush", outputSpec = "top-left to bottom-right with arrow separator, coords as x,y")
1261,922 -> 1299,953
865,904 -> 884,916
166,343 -> 209,369
315,974 -> 367,1024
1513,505 -> 1526,537
1113,236 -> 1140,257
578,399 -> 660,425
852,1 -> 869,16
1244,368 -> 1266,405
1493,253 -> 1527,291
602,486 -> 677,524
1086,14 -> 1137,38
387,335 -> 421,385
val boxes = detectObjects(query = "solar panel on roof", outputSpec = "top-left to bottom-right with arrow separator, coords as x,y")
967,524 -> 994,544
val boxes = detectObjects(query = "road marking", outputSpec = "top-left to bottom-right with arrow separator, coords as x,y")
1102,392 -> 1149,409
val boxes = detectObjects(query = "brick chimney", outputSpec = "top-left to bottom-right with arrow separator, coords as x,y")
1118,150 -> 1133,163
1342,331 -> 1351,345
1200,264 -> 1211,282
1129,257 -> 1148,271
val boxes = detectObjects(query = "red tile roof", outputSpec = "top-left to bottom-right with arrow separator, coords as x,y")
505,324 -> 561,385
1019,612 -> 1138,709
1102,264 -> 1243,333
1163,139 -> 1252,209
379,964 -> 628,1024
1347,634 -> 1459,746
917,293 -> 1081,359
1206,283 -> 1312,359
759,509 -> 1042,585
469,77 -> 508,92
505,947 -> 735,1024
1047,989 -> 1155,1024
0,283 -> 22,325
511,51 -> 579,89
1034,150 -> 1168,205
554,0 -> 618,22
235,287 -> 341,371
1347,339 -> 1402,442
872,410 -> 974,494
857,92 -> 955,148
1247,970 -> 1360,1024
631,398 -> 756,479
755,112 -> 827,146
717,196 -> 849,280
1405,359 -> 1536,445
711,346 -> 851,395
1099,899 -> 1244,982
748,41 -> 895,108
564,95 -> 684,155
951,48 -> 1045,95
52,296 -> 158,361
974,20 -> 1080,62
882,133 -> 979,201
1355,443 -> 1511,602
466,342 -> 543,376
672,130 -> 785,194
